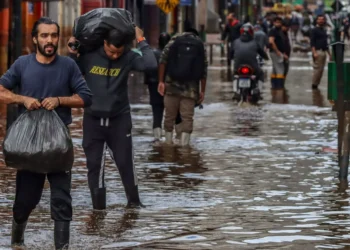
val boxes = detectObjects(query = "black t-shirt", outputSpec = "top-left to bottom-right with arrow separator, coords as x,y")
268,27 -> 285,53
310,26 -> 328,51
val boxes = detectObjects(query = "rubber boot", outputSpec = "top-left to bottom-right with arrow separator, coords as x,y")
153,128 -> 162,141
54,221 -> 70,250
175,124 -> 182,140
125,185 -> 145,208
11,219 -> 27,246
91,187 -> 106,210
180,132 -> 191,146
165,132 -> 173,144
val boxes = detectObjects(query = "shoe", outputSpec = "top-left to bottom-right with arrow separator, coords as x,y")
54,221 -> 70,250
153,128 -> 162,141
180,132 -> 191,146
11,219 -> 27,246
91,187 -> 106,210
165,132 -> 173,144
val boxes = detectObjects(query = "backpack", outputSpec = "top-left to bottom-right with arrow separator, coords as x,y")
166,35 -> 205,82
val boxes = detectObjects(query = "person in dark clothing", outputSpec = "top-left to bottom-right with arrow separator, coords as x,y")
310,15 -> 331,89
144,33 -> 182,140
254,25 -> 269,50
0,17 -> 92,249
232,24 -> 269,100
269,17 -> 288,89
233,24 -> 269,82
221,13 -> 242,66
342,18 -> 350,41
282,20 -> 291,80
257,17 -> 269,34
68,26 -> 157,210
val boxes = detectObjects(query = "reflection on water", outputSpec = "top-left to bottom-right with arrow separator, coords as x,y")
0,53 -> 344,249
146,145 -> 206,189
312,89 -> 325,107
271,88 -> 289,104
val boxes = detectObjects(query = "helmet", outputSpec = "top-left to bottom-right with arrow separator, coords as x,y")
253,24 -> 262,31
240,23 -> 254,38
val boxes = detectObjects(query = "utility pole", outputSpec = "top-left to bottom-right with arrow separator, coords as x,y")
331,0 -> 348,179
192,0 -> 196,29
7,0 -> 21,130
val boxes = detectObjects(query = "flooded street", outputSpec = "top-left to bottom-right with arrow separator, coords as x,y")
1,50 -> 348,250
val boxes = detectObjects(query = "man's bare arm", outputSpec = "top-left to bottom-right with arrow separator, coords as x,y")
0,85 -> 41,110
0,85 -> 24,104
58,94 -> 85,108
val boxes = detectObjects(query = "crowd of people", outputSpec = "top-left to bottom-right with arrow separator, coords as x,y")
220,8 -> 350,92
1,5 -> 350,249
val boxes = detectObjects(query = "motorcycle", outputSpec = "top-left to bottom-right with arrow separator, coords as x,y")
233,65 -> 260,104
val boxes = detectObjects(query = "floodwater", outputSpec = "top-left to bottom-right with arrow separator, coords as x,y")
0,48 -> 348,250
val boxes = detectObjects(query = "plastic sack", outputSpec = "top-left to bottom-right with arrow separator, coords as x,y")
73,8 -> 135,54
3,109 -> 74,174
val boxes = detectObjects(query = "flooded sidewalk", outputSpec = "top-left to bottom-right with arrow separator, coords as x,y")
0,50 -> 345,250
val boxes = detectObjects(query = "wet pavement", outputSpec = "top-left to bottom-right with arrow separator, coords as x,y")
0,48 -> 348,250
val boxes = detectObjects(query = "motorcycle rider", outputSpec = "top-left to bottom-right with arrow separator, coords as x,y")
232,23 -> 269,100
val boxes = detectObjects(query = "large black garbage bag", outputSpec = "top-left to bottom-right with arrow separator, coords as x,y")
73,8 -> 135,54
3,109 -> 74,174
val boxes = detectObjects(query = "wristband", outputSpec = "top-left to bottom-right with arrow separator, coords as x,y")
137,37 -> 146,43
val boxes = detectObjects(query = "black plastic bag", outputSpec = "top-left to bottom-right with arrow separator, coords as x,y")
73,8 -> 135,54
3,109 -> 74,174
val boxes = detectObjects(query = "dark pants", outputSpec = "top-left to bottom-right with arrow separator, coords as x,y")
13,170 -> 72,224
82,113 -> 140,203
227,42 -> 234,66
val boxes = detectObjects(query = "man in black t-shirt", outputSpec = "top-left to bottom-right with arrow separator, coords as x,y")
310,15 -> 331,89
268,17 -> 288,89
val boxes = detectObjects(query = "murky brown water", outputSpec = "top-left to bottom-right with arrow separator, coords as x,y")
1,50 -> 347,250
